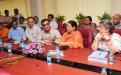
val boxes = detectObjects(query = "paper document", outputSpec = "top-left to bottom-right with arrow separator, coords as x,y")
89,50 -> 108,58
88,50 -> 108,64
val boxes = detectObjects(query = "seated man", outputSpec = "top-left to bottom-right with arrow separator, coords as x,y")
23,17 -> 41,42
0,23 -> 9,41
34,16 -> 42,29
48,14 -> 58,29
13,8 -> 23,20
3,10 -> 12,24
40,19 -> 61,45
8,20 -> 24,42
19,16 -> 26,27
112,14 -> 121,29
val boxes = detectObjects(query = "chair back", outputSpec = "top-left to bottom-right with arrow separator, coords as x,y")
58,23 -> 67,35
113,29 -> 121,36
79,29 -> 93,48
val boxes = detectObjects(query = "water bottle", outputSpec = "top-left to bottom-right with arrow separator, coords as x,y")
0,39 -> 2,46
101,68 -> 107,75
0,39 -> 3,50
47,55 -> 52,64
56,46 -> 61,62
8,43 -> 12,57
109,51 -> 114,64
8,43 -> 11,49
20,42 -> 26,50
56,46 -> 60,56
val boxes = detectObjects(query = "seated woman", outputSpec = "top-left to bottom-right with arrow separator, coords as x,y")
60,20 -> 84,48
84,16 -> 97,37
0,23 -> 9,42
91,20 -> 121,54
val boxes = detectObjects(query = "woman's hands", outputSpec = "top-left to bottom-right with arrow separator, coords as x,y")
100,32 -> 111,41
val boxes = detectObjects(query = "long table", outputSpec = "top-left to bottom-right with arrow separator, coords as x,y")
1,43 -> 121,75
0,51 -> 100,75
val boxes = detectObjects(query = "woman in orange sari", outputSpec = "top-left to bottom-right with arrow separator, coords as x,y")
0,23 -> 9,41
60,20 -> 84,48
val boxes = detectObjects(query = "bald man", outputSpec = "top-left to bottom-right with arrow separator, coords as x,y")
23,17 -> 42,42
112,14 -> 121,29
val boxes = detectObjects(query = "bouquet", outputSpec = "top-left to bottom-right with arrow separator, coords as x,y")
22,43 -> 45,55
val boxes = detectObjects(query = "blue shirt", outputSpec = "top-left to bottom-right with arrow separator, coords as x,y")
8,26 -> 24,41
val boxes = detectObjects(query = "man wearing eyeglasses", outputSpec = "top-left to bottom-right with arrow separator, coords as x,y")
40,19 -> 61,45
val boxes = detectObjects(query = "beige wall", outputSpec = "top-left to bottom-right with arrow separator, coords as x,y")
0,0 -> 31,18
111,0 -> 121,15
52,0 -> 111,23
30,0 -> 45,20
44,0 -> 57,17
43,0 -> 121,23
0,0 -> 121,23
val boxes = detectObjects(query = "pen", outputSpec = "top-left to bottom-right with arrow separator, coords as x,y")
99,51 -> 102,55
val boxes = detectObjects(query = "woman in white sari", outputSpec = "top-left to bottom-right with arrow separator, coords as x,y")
91,20 -> 121,54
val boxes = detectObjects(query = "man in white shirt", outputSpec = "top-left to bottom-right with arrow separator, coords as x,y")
48,14 -> 58,29
34,16 -> 42,29
13,8 -> 23,20
41,19 -> 61,45
23,17 -> 41,42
